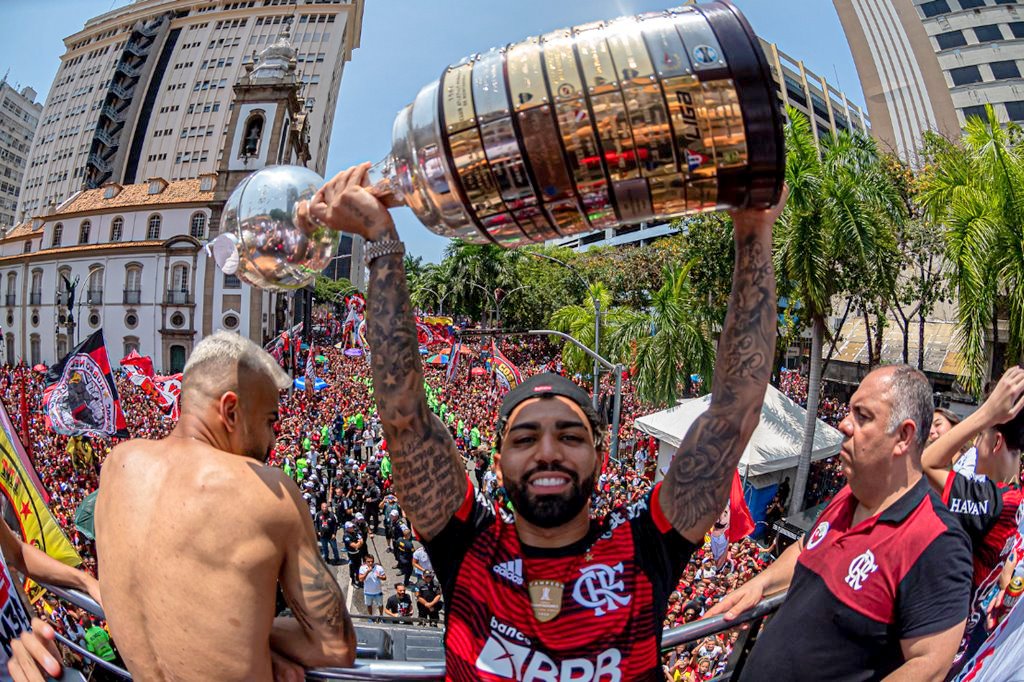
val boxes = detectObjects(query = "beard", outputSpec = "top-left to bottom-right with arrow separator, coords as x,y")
506,462 -> 595,529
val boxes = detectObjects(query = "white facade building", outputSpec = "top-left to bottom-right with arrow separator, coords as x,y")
18,0 -> 363,220
0,174 -> 275,372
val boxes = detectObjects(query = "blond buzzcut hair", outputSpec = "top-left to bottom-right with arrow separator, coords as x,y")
181,331 -> 290,409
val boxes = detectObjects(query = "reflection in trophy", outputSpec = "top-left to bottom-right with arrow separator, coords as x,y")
368,1 -> 785,246
220,1 -> 785,290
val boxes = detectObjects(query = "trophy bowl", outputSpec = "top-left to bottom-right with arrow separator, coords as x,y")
219,165 -> 338,292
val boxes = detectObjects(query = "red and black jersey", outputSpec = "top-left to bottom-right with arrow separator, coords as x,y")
421,477 -> 694,682
941,472 -> 1023,666
742,478 -> 972,681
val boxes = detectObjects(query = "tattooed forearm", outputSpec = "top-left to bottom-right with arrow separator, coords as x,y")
665,227 -> 776,539
366,250 -> 467,540
274,546 -> 354,665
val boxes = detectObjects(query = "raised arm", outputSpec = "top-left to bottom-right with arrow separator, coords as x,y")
660,194 -> 783,543
271,471 -> 355,668
922,366 -> 1024,491
302,164 -> 466,541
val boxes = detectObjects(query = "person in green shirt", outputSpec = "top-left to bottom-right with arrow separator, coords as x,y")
296,455 -> 309,480
470,426 -> 481,449
380,454 -> 392,481
320,424 -> 330,443
84,619 -> 117,663
354,412 -> 365,430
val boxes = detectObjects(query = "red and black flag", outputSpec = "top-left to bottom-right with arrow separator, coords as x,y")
43,329 -> 128,437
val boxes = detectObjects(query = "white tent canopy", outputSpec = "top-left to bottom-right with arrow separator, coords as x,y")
634,385 -> 843,479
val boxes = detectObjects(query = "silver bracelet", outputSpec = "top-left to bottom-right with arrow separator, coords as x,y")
363,239 -> 405,266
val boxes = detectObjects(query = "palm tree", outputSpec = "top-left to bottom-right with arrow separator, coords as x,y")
776,108 -> 904,515
608,261 -> 716,407
917,106 -> 1024,395
441,240 -> 522,321
550,282 -> 615,377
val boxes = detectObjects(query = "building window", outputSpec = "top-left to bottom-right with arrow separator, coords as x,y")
950,65 -> 983,86
921,0 -> 951,15
110,216 -> 123,242
241,112 -> 265,157
959,0 -> 987,7
172,264 -> 189,292
23,241 -> 31,254
1011,22 -> 1024,38
963,104 -> 988,121
56,335 -> 67,360
124,264 -> 142,304
935,30 -> 967,49
222,313 -> 239,329
147,214 -> 161,240
87,267 -> 103,305
78,220 -> 91,244
224,273 -> 241,289
5,273 -> 15,307
30,270 -> 42,306
52,222 -> 63,247
123,337 -> 139,356
29,335 -> 39,366
5,333 -> 14,366
975,25 -> 1004,43
170,345 -> 186,373
1005,100 -> 1024,120
991,60 -> 1021,80
190,212 -> 207,239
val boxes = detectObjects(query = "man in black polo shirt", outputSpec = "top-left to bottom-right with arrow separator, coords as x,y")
709,365 -> 973,681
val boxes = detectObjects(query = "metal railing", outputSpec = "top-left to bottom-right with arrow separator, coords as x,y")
40,580 -> 786,681
165,290 -> 192,305
4,294 -> 14,307
123,289 -> 141,305
29,291 -> 41,306
87,289 -> 103,305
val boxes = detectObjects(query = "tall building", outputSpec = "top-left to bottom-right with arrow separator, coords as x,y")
835,0 -> 1024,167
18,0 -> 364,221
0,80 -> 42,233
552,37 -> 871,251
0,28 -> 340,371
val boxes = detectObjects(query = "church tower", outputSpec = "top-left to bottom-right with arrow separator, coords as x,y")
203,23 -> 313,345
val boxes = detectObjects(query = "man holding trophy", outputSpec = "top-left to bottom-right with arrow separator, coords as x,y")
296,163 -> 784,680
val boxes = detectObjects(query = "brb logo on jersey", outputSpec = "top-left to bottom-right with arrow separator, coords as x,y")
572,562 -> 631,617
845,549 -> 879,591
475,617 -> 622,681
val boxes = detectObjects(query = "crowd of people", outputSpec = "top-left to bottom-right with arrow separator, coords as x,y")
0,326 -> 880,677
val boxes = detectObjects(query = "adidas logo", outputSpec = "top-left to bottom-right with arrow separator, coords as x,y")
492,558 -> 524,586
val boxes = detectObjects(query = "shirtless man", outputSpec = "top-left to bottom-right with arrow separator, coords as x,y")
95,332 -> 355,681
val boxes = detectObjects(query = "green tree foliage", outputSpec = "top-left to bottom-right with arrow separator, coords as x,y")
917,105 -> 1024,394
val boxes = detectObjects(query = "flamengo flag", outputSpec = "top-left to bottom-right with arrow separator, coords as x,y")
726,470 -> 755,543
491,340 -> 523,392
445,339 -> 462,385
155,373 -> 182,420
0,397 -> 81,566
123,365 -> 176,414
43,330 -> 127,438
120,349 -> 154,378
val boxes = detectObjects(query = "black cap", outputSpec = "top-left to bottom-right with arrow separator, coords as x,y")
496,373 -> 604,449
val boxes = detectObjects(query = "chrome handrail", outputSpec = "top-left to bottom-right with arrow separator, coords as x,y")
661,590 -> 787,648
39,581 -> 787,681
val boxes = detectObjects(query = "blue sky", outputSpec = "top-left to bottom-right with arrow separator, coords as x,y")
0,1 -> 863,262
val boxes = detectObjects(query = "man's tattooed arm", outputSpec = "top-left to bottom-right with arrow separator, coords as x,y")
366,239 -> 467,541
661,206 -> 779,544
272,475 -> 356,667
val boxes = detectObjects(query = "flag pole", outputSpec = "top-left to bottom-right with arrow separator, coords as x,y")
19,372 -> 33,462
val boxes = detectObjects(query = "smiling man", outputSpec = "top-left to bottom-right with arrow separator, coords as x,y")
298,163 -> 783,681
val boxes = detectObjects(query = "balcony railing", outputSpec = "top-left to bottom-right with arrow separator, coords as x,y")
4,294 -> 14,307
165,290 -> 192,305
123,289 -> 141,305
29,291 -> 41,306
39,579 -> 788,681
87,288 -> 103,305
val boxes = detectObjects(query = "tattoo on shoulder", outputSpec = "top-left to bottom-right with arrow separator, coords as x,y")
667,231 -> 775,533
365,256 -> 466,539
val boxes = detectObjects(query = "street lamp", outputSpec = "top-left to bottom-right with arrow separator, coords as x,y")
416,285 -> 451,316
466,282 -> 498,327
493,284 -> 529,330
528,252 -> 601,409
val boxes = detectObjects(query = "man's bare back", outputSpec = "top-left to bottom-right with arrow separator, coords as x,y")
95,332 -> 354,681
97,439 -> 294,679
